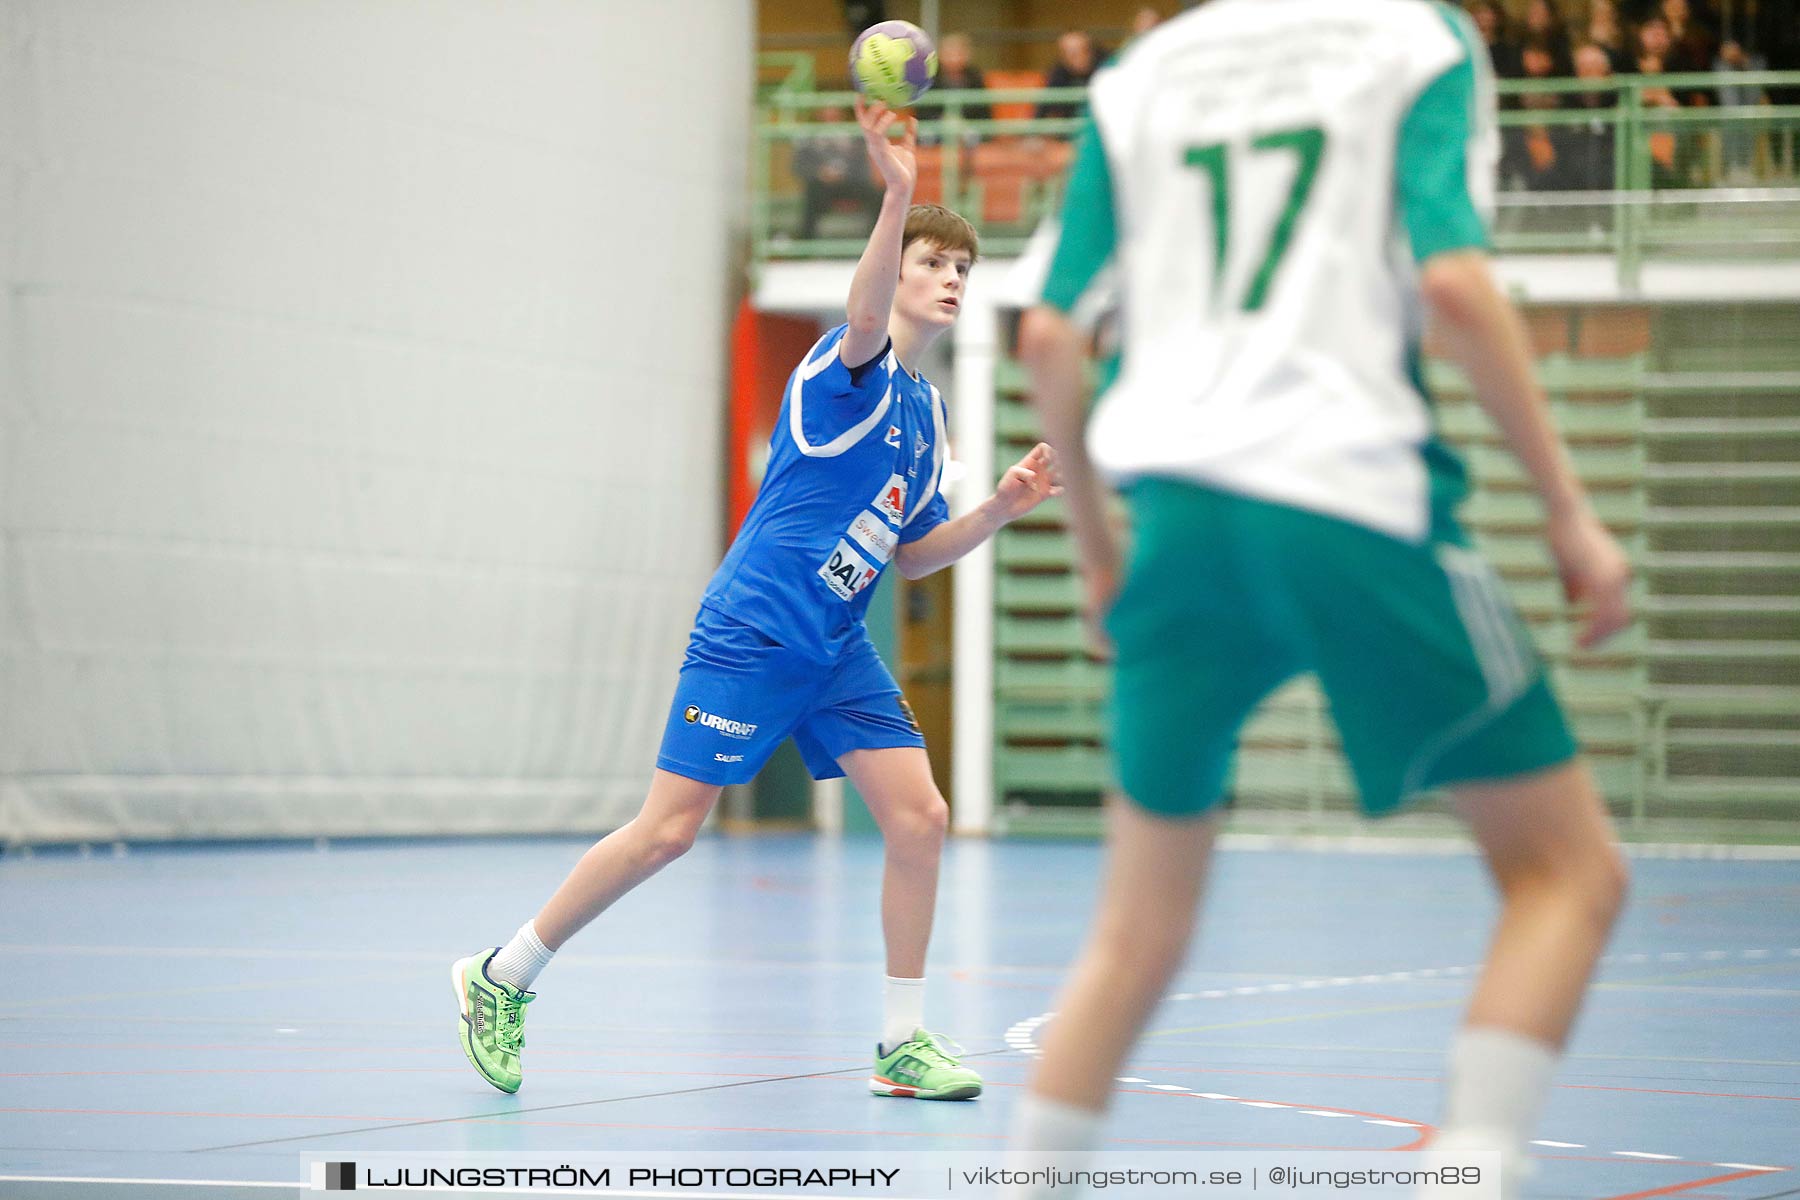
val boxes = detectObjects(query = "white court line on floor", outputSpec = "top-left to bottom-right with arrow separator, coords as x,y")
1207,834 -> 1800,860
0,1180 -> 294,1191
1003,946 -> 1800,1176
0,943 -> 1029,975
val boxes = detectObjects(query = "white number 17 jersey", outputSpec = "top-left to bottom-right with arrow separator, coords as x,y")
1041,0 -> 1498,542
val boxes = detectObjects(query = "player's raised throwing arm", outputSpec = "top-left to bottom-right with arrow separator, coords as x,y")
842,98 -> 917,369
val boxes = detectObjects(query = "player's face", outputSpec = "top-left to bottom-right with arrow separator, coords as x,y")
897,240 -> 973,329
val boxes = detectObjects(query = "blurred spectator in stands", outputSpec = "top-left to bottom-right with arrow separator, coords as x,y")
1522,0 -> 1575,75
916,32 -> 990,134
1632,35 -> 1685,187
1468,1 -> 1522,79
1656,0 -> 1719,109
1502,40 -> 1571,190
791,105 -> 881,239
1037,29 -> 1101,121
1584,0 -> 1631,73
1131,6 -> 1164,39
1623,0 -> 1719,25
1714,39 -> 1769,182
1565,42 -> 1621,190
1636,15 -> 1672,67
1660,0 -> 1717,71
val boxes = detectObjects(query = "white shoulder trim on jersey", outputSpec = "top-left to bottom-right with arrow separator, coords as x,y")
902,385 -> 949,529
788,336 -> 895,458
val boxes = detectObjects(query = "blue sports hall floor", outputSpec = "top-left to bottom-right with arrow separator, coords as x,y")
2,832 -> 1797,1199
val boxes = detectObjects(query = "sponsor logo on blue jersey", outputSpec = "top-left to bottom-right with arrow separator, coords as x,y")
874,475 -> 907,524
818,539 -> 878,601
683,705 -> 759,739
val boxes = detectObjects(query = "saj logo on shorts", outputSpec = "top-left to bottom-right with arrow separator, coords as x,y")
683,705 -> 758,739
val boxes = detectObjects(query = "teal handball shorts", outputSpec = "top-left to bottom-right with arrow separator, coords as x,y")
1105,478 -> 1578,818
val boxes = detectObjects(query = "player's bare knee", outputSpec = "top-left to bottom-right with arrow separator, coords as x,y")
885,793 -> 949,855
642,815 -> 702,868
1556,848 -> 1628,933
1502,842 -> 1629,930
919,793 -> 950,842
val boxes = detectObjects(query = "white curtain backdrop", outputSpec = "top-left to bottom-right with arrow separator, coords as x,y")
0,0 -> 749,842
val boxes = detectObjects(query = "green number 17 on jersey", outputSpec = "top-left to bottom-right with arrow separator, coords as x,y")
1183,125 -> 1327,314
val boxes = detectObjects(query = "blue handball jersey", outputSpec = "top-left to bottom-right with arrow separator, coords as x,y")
701,324 -> 952,663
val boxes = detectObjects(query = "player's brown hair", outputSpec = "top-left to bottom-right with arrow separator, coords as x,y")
902,204 -> 980,264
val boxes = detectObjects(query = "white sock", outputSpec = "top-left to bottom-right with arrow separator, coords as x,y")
1436,1026 -> 1559,1151
1010,1091 -> 1104,1151
1005,1093 -> 1104,1199
488,921 -> 554,992
881,975 -> 926,1053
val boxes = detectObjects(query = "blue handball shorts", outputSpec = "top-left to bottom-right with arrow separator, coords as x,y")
654,605 -> 926,786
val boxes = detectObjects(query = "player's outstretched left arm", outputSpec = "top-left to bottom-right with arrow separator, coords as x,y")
893,443 -> 1062,579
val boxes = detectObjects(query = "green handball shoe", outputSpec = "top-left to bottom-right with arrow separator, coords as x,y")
452,949 -> 534,1093
870,1029 -> 983,1100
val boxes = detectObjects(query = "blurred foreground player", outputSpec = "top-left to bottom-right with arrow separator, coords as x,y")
1012,2 -> 1632,1195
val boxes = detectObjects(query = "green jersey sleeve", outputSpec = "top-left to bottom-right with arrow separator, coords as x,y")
1396,23 -> 1490,263
1041,113 -> 1118,312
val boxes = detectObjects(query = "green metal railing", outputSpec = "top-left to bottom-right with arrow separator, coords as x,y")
1486,72 -> 1800,284
756,51 -> 815,98
753,84 -> 1089,260
988,350 -> 1800,841
751,70 -> 1800,281
748,62 -> 1800,840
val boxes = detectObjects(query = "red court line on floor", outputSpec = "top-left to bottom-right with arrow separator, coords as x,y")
0,1067 -> 785,1080
1,1106 -> 1016,1142
484,1119 -> 1011,1141
0,1042 -> 866,1065
1595,1005 -> 1800,1020
487,1117 -> 1342,1150
1600,1167 -> 1786,1199
1130,1064 -> 1439,1084
1561,1082 -> 1800,1101
0,1107 -> 417,1123
0,1104 -> 1427,1154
